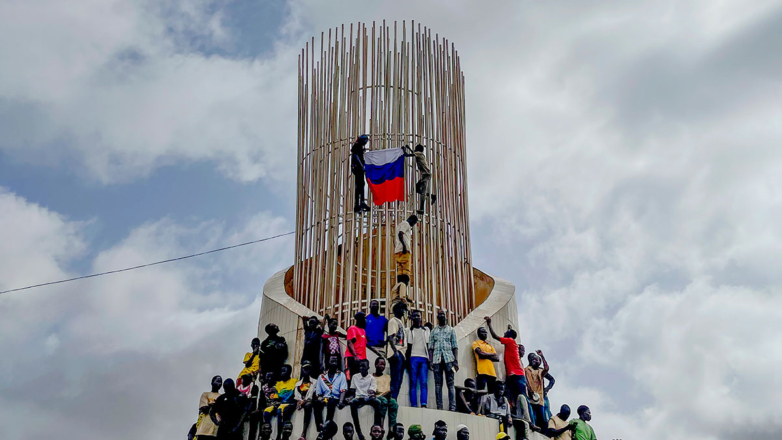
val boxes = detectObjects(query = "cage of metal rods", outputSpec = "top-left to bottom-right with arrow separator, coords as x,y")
293,21 -> 474,327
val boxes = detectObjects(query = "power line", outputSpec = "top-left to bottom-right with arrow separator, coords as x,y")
0,231 -> 296,295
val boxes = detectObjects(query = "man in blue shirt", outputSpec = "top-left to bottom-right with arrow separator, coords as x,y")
366,299 -> 388,348
314,355 -> 347,430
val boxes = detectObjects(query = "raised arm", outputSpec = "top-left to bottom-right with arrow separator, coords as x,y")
402,145 -> 415,157
483,317 -> 501,341
537,350 -> 550,374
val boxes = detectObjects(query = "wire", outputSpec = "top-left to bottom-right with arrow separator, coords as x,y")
0,231 -> 296,295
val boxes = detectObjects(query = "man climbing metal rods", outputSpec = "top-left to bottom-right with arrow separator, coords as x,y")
402,144 -> 436,215
351,134 -> 371,213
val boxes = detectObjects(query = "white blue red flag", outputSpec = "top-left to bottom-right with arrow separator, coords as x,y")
364,148 -> 405,205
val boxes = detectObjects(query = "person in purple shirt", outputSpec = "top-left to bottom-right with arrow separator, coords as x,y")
365,299 -> 389,348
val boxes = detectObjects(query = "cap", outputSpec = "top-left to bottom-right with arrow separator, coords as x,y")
354,311 -> 367,318
301,360 -> 312,367
456,424 -> 468,432
408,425 -> 423,436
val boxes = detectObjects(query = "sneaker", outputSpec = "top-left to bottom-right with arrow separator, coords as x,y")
416,209 -> 424,216
360,203 -> 371,212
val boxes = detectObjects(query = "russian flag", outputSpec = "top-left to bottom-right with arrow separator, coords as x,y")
364,148 -> 405,206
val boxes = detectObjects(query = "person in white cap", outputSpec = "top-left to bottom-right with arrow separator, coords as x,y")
455,424 -> 469,440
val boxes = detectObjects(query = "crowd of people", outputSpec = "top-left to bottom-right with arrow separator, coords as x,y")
187,303 -> 597,440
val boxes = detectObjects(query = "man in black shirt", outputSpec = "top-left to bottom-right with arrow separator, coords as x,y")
212,379 -> 250,440
260,323 -> 288,378
301,315 -> 324,376
351,134 -> 371,213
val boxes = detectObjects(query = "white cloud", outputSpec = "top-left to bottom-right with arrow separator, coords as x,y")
0,189 -> 293,439
0,0 -> 300,184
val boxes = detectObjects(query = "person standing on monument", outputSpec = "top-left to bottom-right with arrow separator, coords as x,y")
405,309 -> 430,408
548,404 -> 575,440
402,144 -> 436,215
390,215 -> 418,305
483,317 -> 526,406
346,311 -> 368,382
294,361 -> 316,440
351,134 -> 371,213
260,324 -> 288,379
301,316 -> 325,377
429,309 -> 459,411
472,326 -> 500,392
212,378 -> 250,440
321,317 -> 344,372
194,375 -> 222,440
386,302 -> 407,403
373,357 -> 397,434
238,338 -> 261,386
525,352 -> 551,431
366,299 -> 388,349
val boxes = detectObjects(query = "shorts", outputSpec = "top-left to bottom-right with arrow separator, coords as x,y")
395,252 -> 411,277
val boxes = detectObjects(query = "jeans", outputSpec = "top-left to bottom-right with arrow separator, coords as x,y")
376,396 -> 398,430
313,398 -> 340,429
530,403 -> 547,432
432,361 -> 456,411
389,351 -> 405,399
408,356 -> 429,407
476,374 -> 496,392
543,395 -> 552,420
506,375 -> 527,408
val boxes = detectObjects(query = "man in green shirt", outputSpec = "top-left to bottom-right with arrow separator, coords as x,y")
569,405 -> 596,440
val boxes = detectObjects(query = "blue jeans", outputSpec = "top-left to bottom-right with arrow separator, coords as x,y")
408,356 -> 429,407
506,375 -> 527,406
389,351 -> 405,399
432,361 -> 456,411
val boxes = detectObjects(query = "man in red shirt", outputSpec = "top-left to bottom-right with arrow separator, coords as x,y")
484,317 -> 526,407
345,311 -> 368,382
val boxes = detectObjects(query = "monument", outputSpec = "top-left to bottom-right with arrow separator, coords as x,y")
258,21 -> 532,440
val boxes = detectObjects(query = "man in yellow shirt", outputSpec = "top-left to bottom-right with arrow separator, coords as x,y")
238,338 -> 261,384
471,326 -> 500,392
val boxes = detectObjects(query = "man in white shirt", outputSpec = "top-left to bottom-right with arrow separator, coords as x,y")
390,215 -> 418,305
350,359 -> 381,440
405,309 -> 430,408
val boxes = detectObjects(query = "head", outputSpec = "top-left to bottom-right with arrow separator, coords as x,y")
464,378 -> 476,389
577,405 -> 591,421
456,425 -> 469,440
356,134 -> 370,146
411,310 -> 422,327
265,323 -> 279,336
407,214 -> 418,227
518,344 -> 525,359
223,378 -> 236,394
251,337 -> 261,352
241,374 -> 252,387
375,357 -> 386,374
437,310 -> 447,326
281,422 -> 293,439
318,421 -> 338,440
280,364 -> 292,381
558,404 -> 571,420
370,425 -> 384,440
354,311 -> 367,329
477,326 -> 488,341
392,301 -> 407,319
301,361 -> 312,379
527,352 -> 541,368
359,359 -> 370,376
504,327 -> 517,340
369,299 -> 380,315
264,371 -> 275,384
343,422 -> 355,439
424,322 -> 433,331
260,423 -> 273,440
392,423 -> 405,440
328,318 -> 338,333
494,381 -> 506,398
211,375 -> 223,390
307,316 -> 319,330
432,420 -> 447,440
407,425 -> 424,440
414,144 -> 424,153
327,355 -> 340,372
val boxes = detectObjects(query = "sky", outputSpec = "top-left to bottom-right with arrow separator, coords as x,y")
1,0 -> 781,439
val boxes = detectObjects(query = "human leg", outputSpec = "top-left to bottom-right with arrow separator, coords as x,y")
350,400 -> 365,439
389,352 -> 404,400
386,398 -> 398,431
408,357 -> 421,407
376,396 -> 388,426
326,398 -> 339,421
299,401 -> 313,439
444,362 -> 456,411
417,358 -> 428,407
432,362 -> 445,410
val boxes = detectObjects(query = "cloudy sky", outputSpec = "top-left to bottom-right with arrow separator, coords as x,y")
2,1 -> 781,439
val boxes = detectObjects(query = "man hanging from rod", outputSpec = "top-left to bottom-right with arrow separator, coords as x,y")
390,214 -> 418,309
351,134 -> 371,213
402,144 -> 436,215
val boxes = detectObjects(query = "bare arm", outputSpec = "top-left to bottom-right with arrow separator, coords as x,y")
459,390 -> 474,414
537,350 -> 550,374
474,346 -> 499,361
483,317 -> 501,341
544,372 -> 555,394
